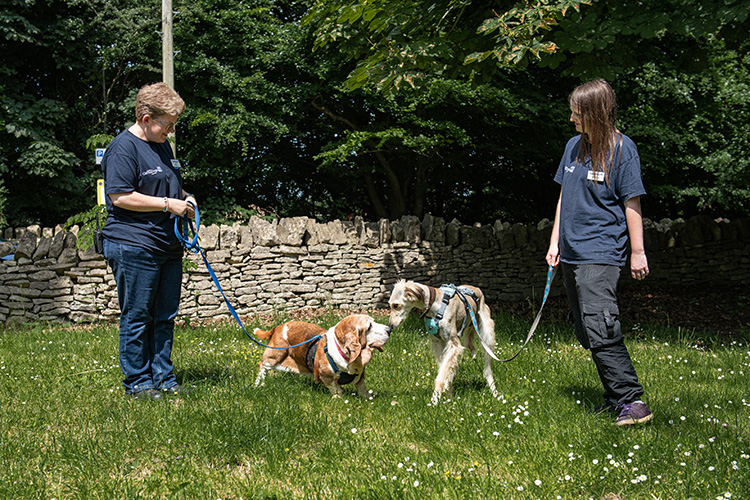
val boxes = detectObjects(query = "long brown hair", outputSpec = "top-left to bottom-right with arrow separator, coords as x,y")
569,79 -> 621,185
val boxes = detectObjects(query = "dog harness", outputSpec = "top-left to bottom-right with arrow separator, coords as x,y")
305,337 -> 321,373
324,344 -> 357,385
424,284 -> 480,337
306,335 -> 357,385
305,335 -> 357,385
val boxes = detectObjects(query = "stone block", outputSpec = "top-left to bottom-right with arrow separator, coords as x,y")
278,216 -> 308,246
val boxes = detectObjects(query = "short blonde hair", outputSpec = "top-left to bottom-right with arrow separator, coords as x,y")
134,82 -> 185,121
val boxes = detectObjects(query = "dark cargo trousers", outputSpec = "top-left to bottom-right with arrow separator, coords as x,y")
561,263 -> 645,405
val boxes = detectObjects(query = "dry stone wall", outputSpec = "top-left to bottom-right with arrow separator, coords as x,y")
1,214 -> 748,325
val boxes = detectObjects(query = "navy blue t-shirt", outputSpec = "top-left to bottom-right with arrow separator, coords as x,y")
101,130 -> 184,256
554,134 -> 646,266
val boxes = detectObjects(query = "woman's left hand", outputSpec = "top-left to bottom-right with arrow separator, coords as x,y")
631,250 -> 649,280
169,199 -> 195,219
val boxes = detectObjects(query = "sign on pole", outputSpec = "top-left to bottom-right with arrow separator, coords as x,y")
95,148 -> 106,165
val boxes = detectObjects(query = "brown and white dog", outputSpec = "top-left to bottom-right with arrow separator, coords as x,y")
253,314 -> 391,398
388,280 -> 498,404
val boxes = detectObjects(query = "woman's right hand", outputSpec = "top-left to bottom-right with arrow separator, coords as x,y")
545,245 -> 560,267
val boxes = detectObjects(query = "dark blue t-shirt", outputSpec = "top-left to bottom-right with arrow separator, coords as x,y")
554,134 -> 646,266
101,130 -> 184,256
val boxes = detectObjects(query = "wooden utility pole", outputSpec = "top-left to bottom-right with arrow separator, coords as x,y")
162,0 -> 176,154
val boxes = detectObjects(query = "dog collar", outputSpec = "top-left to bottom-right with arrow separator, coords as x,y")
325,327 -> 350,367
335,338 -> 349,362
420,286 -> 438,319
323,341 -> 357,386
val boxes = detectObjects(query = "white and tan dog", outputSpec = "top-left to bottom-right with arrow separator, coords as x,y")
254,314 -> 391,398
388,281 -> 498,404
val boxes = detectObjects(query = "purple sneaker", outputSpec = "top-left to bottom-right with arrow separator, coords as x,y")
615,401 -> 653,426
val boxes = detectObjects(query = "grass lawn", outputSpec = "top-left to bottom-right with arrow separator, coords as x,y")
1,311 -> 748,499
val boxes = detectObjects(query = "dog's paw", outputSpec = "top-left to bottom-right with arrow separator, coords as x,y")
327,385 -> 344,398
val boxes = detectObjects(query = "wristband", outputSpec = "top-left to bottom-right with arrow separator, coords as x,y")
162,197 -> 168,212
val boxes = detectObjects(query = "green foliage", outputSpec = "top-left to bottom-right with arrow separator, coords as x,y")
467,0 -> 591,65
301,0 -> 750,219
616,38 -> 750,217
65,204 -> 106,251
310,76 -> 568,222
197,195 -> 277,226
1,0 -> 749,230
0,0 -> 160,227
85,134 -> 114,150
542,0 -> 750,80
0,177 -> 7,230
304,0 -> 591,92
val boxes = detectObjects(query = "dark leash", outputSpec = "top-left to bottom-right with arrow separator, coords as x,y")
499,265 -> 557,362
174,202 -> 321,350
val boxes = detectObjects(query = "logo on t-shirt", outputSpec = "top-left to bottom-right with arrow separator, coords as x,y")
564,165 -> 575,173
143,166 -> 163,176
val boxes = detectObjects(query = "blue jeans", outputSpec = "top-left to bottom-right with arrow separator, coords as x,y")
104,240 -> 181,393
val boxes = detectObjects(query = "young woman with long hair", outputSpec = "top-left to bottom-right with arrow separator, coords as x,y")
546,79 -> 653,426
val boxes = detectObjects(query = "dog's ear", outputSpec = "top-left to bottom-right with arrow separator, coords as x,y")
336,315 -> 370,362
403,282 -> 426,304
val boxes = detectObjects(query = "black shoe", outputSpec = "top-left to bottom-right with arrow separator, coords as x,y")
128,388 -> 163,401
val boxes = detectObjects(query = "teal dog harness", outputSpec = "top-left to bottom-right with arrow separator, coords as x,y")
424,284 -> 480,337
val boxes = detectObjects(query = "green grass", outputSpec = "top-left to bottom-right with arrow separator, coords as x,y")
1,312 -> 748,500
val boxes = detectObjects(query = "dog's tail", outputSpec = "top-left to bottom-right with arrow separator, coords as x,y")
253,327 -> 274,340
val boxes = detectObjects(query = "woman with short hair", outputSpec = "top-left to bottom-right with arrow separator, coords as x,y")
102,82 -> 196,400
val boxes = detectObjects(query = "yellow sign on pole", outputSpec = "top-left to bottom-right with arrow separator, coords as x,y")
97,179 -> 105,206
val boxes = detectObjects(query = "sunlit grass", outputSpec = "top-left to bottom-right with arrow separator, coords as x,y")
1,313 -> 747,499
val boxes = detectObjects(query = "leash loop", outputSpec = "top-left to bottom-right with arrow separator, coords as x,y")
175,201 -> 200,253
174,204 -> 320,350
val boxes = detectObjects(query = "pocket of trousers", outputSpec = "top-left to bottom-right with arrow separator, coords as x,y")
582,302 -> 622,349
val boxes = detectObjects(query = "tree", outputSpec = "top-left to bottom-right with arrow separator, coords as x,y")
172,0 -> 573,223
616,40 -> 750,218
302,0 -> 750,219
303,0 -> 591,92
0,0 -> 160,228
540,0 -> 750,80
2,0 -> 748,230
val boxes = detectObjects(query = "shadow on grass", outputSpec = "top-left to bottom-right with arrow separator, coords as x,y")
176,366 -> 234,386
560,384 -> 604,412
453,377 -> 488,395
246,369 -> 332,396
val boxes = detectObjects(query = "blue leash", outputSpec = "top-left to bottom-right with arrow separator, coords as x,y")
175,202 -> 321,350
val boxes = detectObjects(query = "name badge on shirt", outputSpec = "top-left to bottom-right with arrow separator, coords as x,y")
171,159 -> 181,169
587,170 -> 605,182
